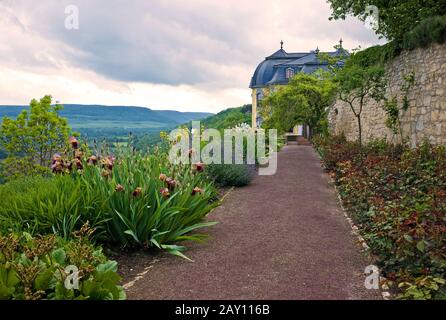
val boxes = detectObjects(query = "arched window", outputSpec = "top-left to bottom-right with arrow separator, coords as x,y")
286,68 -> 295,79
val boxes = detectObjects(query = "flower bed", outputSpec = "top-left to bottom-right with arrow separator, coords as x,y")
0,137 -> 220,259
0,136 -> 222,299
314,135 -> 446,299
0,225 -> 125,300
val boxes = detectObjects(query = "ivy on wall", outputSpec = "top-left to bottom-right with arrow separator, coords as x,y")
383,72 -> 416,135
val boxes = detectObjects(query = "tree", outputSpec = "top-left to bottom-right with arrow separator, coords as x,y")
0,95 -> 72,180
327,0 -> 446,41
260,85 -> 307,134
261,73 -> 337,138
335,63 -> 386,145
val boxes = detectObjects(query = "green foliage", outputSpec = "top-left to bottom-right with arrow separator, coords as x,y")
0,96 -> 71,181
82,148 -> 220,256
195,121 -> 257,188
132,105 -> 252,152
401,73 -> 415,111
0,228 -> 125,300
0,139 -> 220,257
0,175 -> 109,239
312,135 -> 358,171
261,86 -> 307,134
335,62 -> 387,145
382,72 -> 415,135
347,43 -> 400,67
314,136 -> 446,299
132,106 -> 252,152
382,97 -> 400,134
261,73 -> 337,137
206,164 -> 252,187
328,0 -> 446,60
134,132 -> 164,151
327,0 -> 446,41
337,46 -> 416,140
0,156 -> 52,182
200,105 -> 251,131
402,15 -> 446,50
344,16 -> 446,67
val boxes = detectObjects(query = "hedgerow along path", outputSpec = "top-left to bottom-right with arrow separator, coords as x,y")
124,144 -> 382,299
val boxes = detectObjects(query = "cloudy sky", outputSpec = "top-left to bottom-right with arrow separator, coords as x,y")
0,0 -> 384,112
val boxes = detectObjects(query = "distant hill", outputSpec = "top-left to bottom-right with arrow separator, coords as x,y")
200,104 -> 252,130
0,104 -> 212,140
134,104 -> 252,150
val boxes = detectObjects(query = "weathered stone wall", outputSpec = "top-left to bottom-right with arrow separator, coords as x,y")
329,43 -> 446,147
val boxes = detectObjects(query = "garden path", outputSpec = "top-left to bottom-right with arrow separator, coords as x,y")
124,145 -> 381,299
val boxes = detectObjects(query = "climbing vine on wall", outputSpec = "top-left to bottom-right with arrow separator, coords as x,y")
382,72 -> 415,135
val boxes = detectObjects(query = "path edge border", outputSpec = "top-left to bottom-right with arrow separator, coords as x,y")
121,186 -> 236,292
315,152 -> 393,300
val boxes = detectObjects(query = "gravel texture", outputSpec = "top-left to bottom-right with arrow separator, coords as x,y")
125,145 -> 382,300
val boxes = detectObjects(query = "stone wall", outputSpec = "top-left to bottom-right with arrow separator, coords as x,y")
329,43 -> 446,147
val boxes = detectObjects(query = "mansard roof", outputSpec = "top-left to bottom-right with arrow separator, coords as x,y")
250,42 -> 347,89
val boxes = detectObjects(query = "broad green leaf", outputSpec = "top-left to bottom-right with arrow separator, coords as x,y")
51,248 -> 66,265
34,268 -> 55,291
96,260 -> 118,273
416,241 -> 425,253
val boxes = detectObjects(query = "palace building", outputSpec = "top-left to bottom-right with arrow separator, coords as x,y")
249,40 -> 346,135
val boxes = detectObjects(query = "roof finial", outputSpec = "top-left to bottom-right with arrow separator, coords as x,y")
339,38 -> 343,48
280,40 -> 284,49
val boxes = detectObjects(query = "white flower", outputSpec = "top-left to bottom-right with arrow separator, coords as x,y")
229,123 -> 253,134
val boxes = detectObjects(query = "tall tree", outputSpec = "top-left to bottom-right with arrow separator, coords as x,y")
0,95 -> 71,180
261,73 -> 337,138
335,64 -> 386,145
327,0 -> 446,41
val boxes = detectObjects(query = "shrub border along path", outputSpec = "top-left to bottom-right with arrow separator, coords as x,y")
123,145 -> 382,299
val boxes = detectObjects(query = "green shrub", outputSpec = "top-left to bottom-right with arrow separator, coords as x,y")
327,0 -> 446,42
0,226 -> 125,300
312,134 -> 360,172
347,16 -> 446,70
403,16 -> 446,51
315,136 -> 446,299
206,164 -> 252,187
347,42 -> 401,67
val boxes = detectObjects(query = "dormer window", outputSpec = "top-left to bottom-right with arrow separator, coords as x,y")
286,68 -> 295,79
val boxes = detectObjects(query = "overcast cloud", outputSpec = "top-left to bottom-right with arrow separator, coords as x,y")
0,0 -> 384,112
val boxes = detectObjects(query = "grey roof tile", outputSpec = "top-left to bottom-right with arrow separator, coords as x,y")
250,46 -> 347,88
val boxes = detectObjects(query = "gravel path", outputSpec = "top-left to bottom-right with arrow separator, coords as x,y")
125,145 -> 381,300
